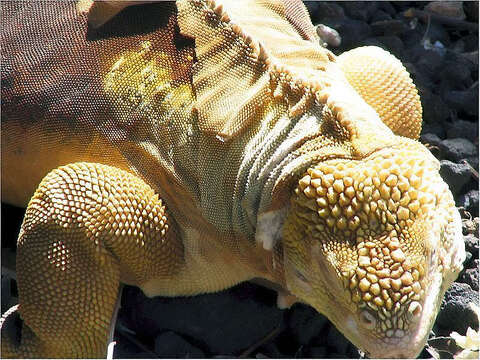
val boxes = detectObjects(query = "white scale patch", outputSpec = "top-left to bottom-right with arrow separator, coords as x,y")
255,208 -> 287,250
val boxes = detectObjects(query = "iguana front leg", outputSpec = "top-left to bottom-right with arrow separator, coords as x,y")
1,162 -> 183,358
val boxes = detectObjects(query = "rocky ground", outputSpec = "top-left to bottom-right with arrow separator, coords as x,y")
1,1 -> 478,359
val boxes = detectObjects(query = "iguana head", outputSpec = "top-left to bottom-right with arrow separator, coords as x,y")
282,140 -> 465,358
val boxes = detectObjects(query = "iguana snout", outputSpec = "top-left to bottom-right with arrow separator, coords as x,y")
282,141 -> 465,358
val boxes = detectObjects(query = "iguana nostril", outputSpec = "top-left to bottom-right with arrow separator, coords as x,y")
408,301 -> 422,319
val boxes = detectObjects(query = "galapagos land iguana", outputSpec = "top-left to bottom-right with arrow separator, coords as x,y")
1,0 -> 466,358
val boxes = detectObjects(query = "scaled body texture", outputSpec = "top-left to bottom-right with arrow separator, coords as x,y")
1,0 -> 465,358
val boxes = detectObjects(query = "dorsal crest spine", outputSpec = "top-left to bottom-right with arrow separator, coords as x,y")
197,0 -> 339,119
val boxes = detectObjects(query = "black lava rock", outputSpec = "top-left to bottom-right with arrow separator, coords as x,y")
436,282 -> 479,335
287,303 -> 329,346
443,86 -> 479,117
330,19 -> 372,50
306,346 -> 328,358
370,35 -> 404,58
378,2 -> 396,17
464,234 -> 479,257
439,160 -> 472,196
326,325 -> 354,357
370,9 -> 392,23
439,138 -> 477,163
459,190 -> 479,216
421,133 -> 443,147
421,124 -> 446,139
120,283 -> 283,355
459,264 -> 479,292
341,2 -> 378,22
441,61 -> 473,89
371,19 -> 409,36
420,91 -> 451,125
464,1 -> 479,22
154,331 -> 205,358
306,1 -> 345,23
445,119 -> 479,143
408,47 -> 446,83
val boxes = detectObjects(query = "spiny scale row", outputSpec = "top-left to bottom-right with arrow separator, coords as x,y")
198,0 -> 340,119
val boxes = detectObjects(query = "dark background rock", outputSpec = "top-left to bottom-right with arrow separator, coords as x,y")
119,283 -> 283,356
445,119 -> 478,143
459,190 -> 479,215
439,160 -> 472,196
287,303 -> 329,346
459,263 -> 479,291
154,331 -> 205,358
436,282 -> 479,335
439,138 -> 477,162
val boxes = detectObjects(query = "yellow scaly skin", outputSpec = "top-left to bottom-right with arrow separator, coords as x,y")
283,141 -> 464,358
1,0 -> 465,358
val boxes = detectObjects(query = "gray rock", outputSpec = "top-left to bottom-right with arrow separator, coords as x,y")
459,190 -> 479,216
330,19 -> 372,49
444,51 -> 478,77
439,160 -> 472,196
378,2 -> 396,17
370,9 -> 392,22
113,332 -> 158,359
371,19 -> 409,36
446,120 -> 478,143
255,341 -> 283,358
424,1 -> 466,20
442,62 -> 473,88
460,50 -> 479,68
341,2 -> 378,22
460,265 -> 479,291
255,353 -> 268,359
420,91 -> 451,125
409,47 -> 446,82
464,234 -> 479,256
439,138 -> 477,163
306,2 -> 345,23
462,34 -> 480,53
421,124 -> 446,139
462,217 -> 480,236
423,22 -> 451,47
154,331 -> 205,358
369,35 -> 404,58
420,133 -> 443,147
436,282 -> 479,334
444,86 -> 479,117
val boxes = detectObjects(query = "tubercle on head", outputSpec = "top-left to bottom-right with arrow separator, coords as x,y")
281,143 -> 455,345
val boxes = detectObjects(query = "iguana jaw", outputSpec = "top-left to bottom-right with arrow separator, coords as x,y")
280,143 -> 465,358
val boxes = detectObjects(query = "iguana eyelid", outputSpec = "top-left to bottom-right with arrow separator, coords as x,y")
293,269 -> 312,293
294,269 -> 308,282
359,310 -> 376,330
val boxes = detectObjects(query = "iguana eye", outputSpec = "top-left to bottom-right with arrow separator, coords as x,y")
359,310 -> 376,330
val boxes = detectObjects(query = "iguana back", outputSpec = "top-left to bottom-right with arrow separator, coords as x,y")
2,2 -> 194,207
